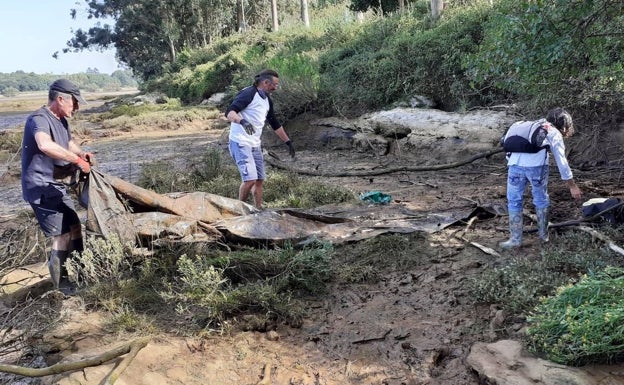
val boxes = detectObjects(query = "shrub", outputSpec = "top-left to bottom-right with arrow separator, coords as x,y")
467,0 -> 624,119
468,258 -> 569,314
527,266 -> 624,366
1,86 -> 18,97
469,229 -> 624,315
66,235 -> 133,287
160,243 -> 333,328
0,130 -> 23,153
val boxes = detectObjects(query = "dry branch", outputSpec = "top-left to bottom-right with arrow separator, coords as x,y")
265,148 -> 504,177
524,201 -> 624,232
103,336 -> 150,385
576,226 -> 624,257
257,362 -> 271,385
352,328 -> 392,344
0,336 -> 150,382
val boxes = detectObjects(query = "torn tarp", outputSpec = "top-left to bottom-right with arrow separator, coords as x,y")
85,170 -> 493,247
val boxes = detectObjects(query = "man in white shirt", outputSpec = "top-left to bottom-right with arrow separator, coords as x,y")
225,69 -> 295,208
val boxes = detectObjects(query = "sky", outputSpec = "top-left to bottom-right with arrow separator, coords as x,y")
0,1 -> 120,75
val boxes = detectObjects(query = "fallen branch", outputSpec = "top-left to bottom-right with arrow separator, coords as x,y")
257,362 -> 271,385
352,329 -> 392,344
104,336 -> 151,385
0,336 -> 150,382
523,201 -> 624,232
576,226 -> 624,257
460,237 -> 501,258
265,148 -> 504,177
450,217 -> 501,257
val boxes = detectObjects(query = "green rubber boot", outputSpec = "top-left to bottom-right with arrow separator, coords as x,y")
499,211 -> 523,249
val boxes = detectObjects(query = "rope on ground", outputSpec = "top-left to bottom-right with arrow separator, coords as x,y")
265,148 -> 505,177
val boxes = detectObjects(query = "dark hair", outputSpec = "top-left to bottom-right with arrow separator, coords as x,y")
254,69 -> 279,86
546,107 -> 574,136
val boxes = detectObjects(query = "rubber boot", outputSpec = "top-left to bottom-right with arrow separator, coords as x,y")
499,211 -> 523,249
48,250 -> 64,289
537,207 -> 549,242
48,250 -> 76,296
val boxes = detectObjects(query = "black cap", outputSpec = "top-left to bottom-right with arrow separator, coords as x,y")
49,79 -> 87,105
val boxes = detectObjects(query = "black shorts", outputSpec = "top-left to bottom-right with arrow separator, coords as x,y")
30,191 -> 80,237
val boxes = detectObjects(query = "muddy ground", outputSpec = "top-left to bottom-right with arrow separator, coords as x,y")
0,103 -> 622,385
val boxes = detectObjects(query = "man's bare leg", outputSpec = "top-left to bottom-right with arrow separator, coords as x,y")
251,180 -> 264,209
239,180 -> 256,203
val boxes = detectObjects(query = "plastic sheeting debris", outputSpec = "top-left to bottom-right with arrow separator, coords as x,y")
85,170 -> 495,247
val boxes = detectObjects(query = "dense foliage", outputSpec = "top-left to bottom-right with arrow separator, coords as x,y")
527,267 -> 624,366
65,0 -> 307,80
468,0 -> 624,117
0,70 -> 137,96
58,0 -> 624,125
128,0 -> 620,126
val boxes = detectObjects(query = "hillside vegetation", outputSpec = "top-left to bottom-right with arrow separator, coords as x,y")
143,0 -> 624,127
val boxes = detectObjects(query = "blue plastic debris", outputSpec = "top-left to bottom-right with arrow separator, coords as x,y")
359,191 -> 392,204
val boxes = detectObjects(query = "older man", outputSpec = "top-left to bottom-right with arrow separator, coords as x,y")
21,79 -> 94,295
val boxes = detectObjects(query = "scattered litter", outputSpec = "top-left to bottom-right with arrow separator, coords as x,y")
359,191 -> 392,204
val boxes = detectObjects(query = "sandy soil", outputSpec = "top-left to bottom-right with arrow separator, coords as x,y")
0,106 -> 619,385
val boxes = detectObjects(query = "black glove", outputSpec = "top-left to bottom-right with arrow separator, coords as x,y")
285,140 -> 296,159
240,119 -> 255,135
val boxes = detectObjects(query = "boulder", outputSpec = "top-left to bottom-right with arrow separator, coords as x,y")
467,340 -> 624,385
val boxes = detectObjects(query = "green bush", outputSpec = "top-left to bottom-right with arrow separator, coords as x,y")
469,229 -> 624,315
527,266 -> 624,366
467,0 -> 624,118
160,243 -> 333,328
468,258 -> 569,314
317,4 -> 491,116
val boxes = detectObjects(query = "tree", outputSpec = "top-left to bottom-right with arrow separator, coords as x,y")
64,0 -> 236,80
430,0 -> 443,19
301,0 -> 310,27
271,0 -> 279,31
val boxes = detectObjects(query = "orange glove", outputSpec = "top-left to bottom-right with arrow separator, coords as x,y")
74,156 -> 91,173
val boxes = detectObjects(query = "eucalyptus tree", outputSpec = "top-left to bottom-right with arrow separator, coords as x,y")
63,0 -> 237,80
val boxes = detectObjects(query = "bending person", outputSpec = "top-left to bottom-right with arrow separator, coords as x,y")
500,107 -> 582,249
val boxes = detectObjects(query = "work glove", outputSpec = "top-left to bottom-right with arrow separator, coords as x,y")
240,119 -> 255,135
81,152 -> 95,165
74,156 -> 91,174
285,140 -> 296,159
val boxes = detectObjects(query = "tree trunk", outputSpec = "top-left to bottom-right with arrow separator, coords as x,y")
398,0 -> 404,13
238,0 -> 247,32
300,0 -> 310,28
271,0 -> 279,32
431,0 -> 443,19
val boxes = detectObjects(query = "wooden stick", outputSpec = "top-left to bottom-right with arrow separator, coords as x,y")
352,329 -> 392,344
576,226 -> 624,257
257,363 -> 271,385
104,336 -> 151,385
0,336 -> 150,381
